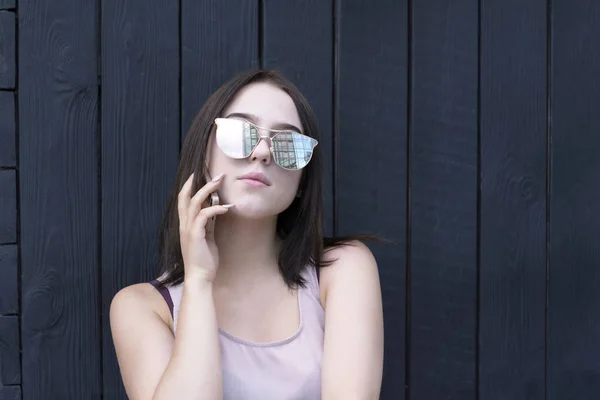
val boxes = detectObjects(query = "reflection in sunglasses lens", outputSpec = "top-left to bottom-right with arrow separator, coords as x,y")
216,118 -> 316,170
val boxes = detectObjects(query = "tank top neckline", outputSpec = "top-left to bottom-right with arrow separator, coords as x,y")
217,287 -> 305,348
151,270 -> 318,349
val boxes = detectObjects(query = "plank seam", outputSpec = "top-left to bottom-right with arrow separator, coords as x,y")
544,0 -> 552,398
178,0 -> 182,155
475,0 -> 482,397
405,0 -> 413,398
258,0 -> 263,69
14,0 -> 22,389
97,0 -> 104,396
332,0 -> 338,236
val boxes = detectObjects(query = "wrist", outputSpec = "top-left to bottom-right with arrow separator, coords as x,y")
184,270 -> 215,288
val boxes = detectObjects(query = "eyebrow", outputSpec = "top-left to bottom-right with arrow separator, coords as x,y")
225,112 -> 303,133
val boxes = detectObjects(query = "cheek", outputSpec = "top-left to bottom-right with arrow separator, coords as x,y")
276,171 -> 302,204
280,170 -> 302,189
207,143 -> 232,177
268,178 -> 301,214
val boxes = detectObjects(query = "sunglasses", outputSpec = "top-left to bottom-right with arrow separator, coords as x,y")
214,118 -> 318,170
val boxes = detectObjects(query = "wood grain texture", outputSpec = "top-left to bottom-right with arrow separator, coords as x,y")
0,386 -> 21,400
0,316 -> 20,385
181,0 -> 258,137
0,170 -> 16,244
479,0 -> 547,398
0,1 -> 15,10
101,0 -> 180,397
410,0 -> 478,398
548,1 -> 600,398
0,245 -> 18,314
336,1 -> 408,398
18,0 -> 100,397
0,91 -> 15,166
0,11 -> 15,88
262,0 -> 334,236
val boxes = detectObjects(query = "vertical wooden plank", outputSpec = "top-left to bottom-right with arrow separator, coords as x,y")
181,0 -> 258,137
337,1 -> 407,398
0,245 -> 18,314
479,0 -> 547,399
548,1 -> 600,398
262,0 -> 334,236
19,0 -> 100,397
0,91 -> 15,167
0,11 -> 15,89
0,1 -> 15,10
0,386 -> 21,400
0,170 -> 15,244
0,316 -> 20,385
101,0 -> 180,397
410,0 -> 478,398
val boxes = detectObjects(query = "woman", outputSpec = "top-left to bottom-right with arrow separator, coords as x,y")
110,70 -> 384,399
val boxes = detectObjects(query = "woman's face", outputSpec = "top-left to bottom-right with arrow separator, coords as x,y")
206,81 -> 304,219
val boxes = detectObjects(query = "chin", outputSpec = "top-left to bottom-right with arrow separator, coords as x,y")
227,197 -> 295,220
226,206 -> 274,220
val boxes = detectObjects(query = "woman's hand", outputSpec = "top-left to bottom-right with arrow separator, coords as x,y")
177,173 -> 234,282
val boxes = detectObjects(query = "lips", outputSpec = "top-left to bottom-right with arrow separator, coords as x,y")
237,171 -> 271,186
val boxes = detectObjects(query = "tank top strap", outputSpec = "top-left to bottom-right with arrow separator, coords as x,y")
302,266 -> 322,302
149,279 -> 174,318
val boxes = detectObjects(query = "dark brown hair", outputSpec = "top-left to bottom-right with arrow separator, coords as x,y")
157,69 -> 381,289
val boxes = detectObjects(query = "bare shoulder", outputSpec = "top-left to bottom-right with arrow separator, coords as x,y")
110,282 -> 176,397
110,281 -> 173,333
319,241 -> 384,397
319,240 -> 379,306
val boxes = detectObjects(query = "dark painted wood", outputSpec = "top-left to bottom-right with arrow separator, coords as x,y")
0,0 -> 15,10
479,0 -> 547,399
9,1 -> 600,398
0,91 -> 15,167
181,0 -> 258,138
19,0 -> 101,397
410,0 -> 478,398
0,11 -> 15,88
336,1 -> 407,399
0,170 -> 15,244
0,245 -> 18,314
548,1 -> 600,398
101,0 -> 180,397
0,316 -> 20,385
262,0 -> 334,236
0,386 -> 21,400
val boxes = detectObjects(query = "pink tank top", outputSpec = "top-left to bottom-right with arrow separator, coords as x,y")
150,266 -> 325,399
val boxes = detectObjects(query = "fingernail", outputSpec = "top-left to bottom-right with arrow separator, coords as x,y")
221,204 -> 235,208
212,173 -> 224,182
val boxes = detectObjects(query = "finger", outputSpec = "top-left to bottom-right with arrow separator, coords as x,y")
177,174 -> 195,226
192,205 -> 234,239
205,204 -> 235,238
187,174 -> 225,223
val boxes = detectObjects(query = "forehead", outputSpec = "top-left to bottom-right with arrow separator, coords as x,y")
222,82 -> 303,131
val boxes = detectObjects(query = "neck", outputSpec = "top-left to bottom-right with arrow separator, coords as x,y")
212,212 -> 282,286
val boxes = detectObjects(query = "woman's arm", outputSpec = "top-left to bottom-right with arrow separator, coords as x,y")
320,241 -> 384,400
153,274 -> 222,399
110,273 -> 222,400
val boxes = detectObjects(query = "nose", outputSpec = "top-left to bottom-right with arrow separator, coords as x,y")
249,134 -> 272,165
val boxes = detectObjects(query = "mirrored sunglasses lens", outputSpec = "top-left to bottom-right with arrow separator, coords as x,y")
272,132 -> 315,170
216,119 -> 260,158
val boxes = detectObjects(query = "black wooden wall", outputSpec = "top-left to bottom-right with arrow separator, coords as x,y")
0,1 -> 599,399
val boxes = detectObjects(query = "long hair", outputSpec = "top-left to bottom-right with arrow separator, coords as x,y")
157,69 -> 379,289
